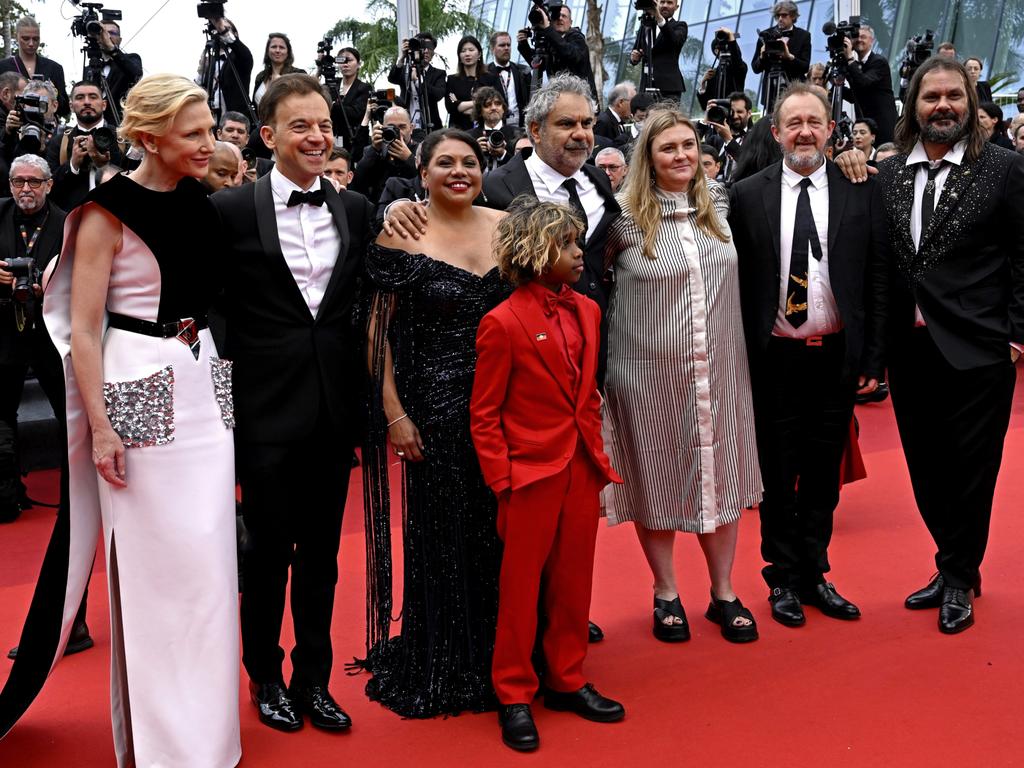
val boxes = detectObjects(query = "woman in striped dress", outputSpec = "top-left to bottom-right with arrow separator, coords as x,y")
604,109 -> 762,643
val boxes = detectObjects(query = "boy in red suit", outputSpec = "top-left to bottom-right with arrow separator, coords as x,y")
470,198 -> 624,752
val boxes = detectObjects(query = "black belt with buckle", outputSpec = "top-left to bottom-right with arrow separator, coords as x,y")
107,312 -> 208,338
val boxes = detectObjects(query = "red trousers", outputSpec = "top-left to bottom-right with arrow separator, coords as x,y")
491,447 -> 604,704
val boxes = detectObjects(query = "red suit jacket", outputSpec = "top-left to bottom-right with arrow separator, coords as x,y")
470,284 -> 622,494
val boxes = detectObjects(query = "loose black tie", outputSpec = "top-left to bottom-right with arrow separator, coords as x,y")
785,177 -> 823,328
561,178 -> 588,245
920,161 -> 946,246
286,188 -> 326,207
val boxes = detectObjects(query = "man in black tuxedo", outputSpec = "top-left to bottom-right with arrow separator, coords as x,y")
44,82 -> 124,211
729,83 -> 888,628
211,73 -> 370,733
751,2 -> 811,109
628,0 -> 688,101
594,81 -> 636,146
517,5 -> 598,101
95,21 -> 142,125
841,25 -> 897,145
841,57 -> 1024,634
388,33 -> 446,135
0,16 -> 69,120
488,31 -> 529,128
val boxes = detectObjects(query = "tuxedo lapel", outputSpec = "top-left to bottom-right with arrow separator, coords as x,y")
503,155 -> 534,203
509,290 -> 574,403
825,162 -> 848,255
318,180 -> 352,317
254,174 -> 309,314
761,163 -> 783,265
920,157 -> 980,253
888,159 -> 918,262
36,203 -> 65,270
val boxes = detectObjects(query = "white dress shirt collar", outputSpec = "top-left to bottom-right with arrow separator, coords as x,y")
526,150 -> 589,196
906,138 -> 967,168
781,158 -> 828,190
270,166 -> 322,200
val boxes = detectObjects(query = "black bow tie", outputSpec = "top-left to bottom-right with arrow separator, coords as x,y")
286,188 -> 326,207
496,65 -> 510,72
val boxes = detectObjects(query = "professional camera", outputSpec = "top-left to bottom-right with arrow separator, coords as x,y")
315,37 -> 340,101
485,128 -> 507,149
635,0 -> 658,26
369,88 -> 395,123
898,29 -> 935,100
710,29 -> 737,57
528,0 -> 562,26
758,25 -> 786,61
705,98 -> 732,125
823,18 -> 860,59
240,146 -> 255,169
92,125 -> 118,154
6,257 -> 40,304
381,125 -> 400,144
70,2 -> 121,39
14,93 -> 51,153
197,0 -> 226,20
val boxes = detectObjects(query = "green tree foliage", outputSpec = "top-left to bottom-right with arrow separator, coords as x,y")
329,0 -> 491,86
1,0 -> 34,58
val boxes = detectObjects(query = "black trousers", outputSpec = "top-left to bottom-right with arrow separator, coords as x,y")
888,328 -> 1016,590
237,421 -> 352,688
752,334 -> 855,590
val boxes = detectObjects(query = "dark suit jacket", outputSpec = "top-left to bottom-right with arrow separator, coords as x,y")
877,144 -> 1024,369
43,126 -> 126,212
752,26 -> 811,85
101,50 -> 143,124
633,18 -> 688,94
486,62 -> 530,127
444,71 -> 502,130
697,39 -> 748,109
843,52 -> 898,144
210,39 -> 254,118
387,64 -> 446,132
518,27 -> 597,101
594,108 -> 627,143
210,175 -> 371,445
0,55 -> 69,120
332,78 -> 370,145
728,160 -> 888,381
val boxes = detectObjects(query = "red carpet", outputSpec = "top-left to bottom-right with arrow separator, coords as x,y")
2,371 -> 1023,767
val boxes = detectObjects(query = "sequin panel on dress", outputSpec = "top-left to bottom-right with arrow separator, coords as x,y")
209,357 -> 235,429
103,365 -> 175,448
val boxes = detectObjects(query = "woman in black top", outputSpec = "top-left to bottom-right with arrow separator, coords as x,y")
252,32 -> 303,107
979,101 -> 1014,150
332,47 -> 370,149
445,35 -> 500,131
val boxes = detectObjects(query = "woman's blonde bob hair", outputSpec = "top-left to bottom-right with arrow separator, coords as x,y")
118,74 -> 210,149
621,107 -> 729,258
493,195 -> 585,286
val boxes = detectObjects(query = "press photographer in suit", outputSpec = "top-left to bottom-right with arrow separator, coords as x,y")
751,2 -> 811,107
487,31 -> 530,128
697,28 -> 748,110
628,0 -> 688,101
95,20 -> 143,125
388,33 -> 446,135
517,4 -> 598,101
841,24 -> 898,145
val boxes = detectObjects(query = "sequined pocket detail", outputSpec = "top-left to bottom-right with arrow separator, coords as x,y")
210,357 -> 235,429
103,365 -> 175,448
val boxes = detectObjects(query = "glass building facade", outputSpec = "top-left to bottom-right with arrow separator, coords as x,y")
468,0 -> 1024,112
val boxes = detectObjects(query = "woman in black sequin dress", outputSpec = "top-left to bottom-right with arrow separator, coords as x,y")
361,129 -> 509,717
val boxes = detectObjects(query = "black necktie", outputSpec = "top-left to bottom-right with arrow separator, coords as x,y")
286,188 -> 326,208
920,161 -> 946,246
561,178 -> 588,245
785,177 -> 823,328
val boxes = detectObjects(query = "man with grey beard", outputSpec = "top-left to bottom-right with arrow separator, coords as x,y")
728,83 -> 888,629
838,56 -> 1024,634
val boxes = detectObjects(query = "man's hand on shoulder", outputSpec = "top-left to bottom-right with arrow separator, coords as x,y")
382,199 -> 429,240
835,149 -> 877,184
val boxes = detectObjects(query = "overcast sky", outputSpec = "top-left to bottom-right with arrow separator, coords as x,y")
21,0 -> 389,88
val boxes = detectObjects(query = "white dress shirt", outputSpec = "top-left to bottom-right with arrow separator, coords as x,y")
494,64 -> 519,125
906,138 -> 966,326
774,159 -> 842,338
269,167 -> 340,318
68,119 -> 109,192
525,151 -> 604,238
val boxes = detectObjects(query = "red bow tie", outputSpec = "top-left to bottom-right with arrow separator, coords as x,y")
543,289 -> 576,316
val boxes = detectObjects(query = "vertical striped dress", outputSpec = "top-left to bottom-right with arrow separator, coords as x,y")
604,182 -> 762,533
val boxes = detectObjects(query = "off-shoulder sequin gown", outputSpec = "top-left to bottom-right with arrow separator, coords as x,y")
362,244 -> 509,718
10,175 -> 240,767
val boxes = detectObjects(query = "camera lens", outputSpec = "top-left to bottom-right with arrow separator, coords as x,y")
381,125 -> 399,143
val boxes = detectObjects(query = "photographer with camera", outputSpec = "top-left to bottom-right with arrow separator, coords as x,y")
628,0 -> 687,101
468,86 -> 517,171
841,25 -> 897,144
351,103 -> 418,204
0,17 -> 69,121
94,19 -> 142,125
595,81 -> 636,146
388,32 -> 446,136
0,72 -> 27,139
517,3 -> 598,101
44,81 -> 123,211
2,79 -> 59,165
488,31 -> 530,128
700,91 -> 753,180
332,47 -> 370,151
196,9 -> 254,122
751,2 -> 810,109
697,28 -> 748,110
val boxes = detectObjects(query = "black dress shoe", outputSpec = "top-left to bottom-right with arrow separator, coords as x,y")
906,573 -> 982,610
290,684 -> 352,731
588,620 -> 604,643
250,681 -> 303,732
939,587 -> 974,634
799,582 -> 861,620
8,620 -> 94,660
499,704 -> 539,751
544,683 -> 624,723
769,587 -> 805,627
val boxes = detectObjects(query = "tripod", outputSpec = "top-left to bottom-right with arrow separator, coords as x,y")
825,60 -> 853,149
759,59 -> 790,115
199,22 -> 257,127
81,38 -> 121,124
632,16 -> 661,97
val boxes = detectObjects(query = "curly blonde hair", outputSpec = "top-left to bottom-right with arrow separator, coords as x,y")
621,108 -> 729,258
493,195 -> 585,286
118,74 -> 209,149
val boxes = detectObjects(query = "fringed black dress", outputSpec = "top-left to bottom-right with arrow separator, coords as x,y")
361,244 -> 509,718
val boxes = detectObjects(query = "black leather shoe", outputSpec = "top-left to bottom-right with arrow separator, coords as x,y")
769,587 -> 805,627
8,620 -> 94,660
906,573 -> 982,610
290,684 -> 352,731
588,620 -> 604,643
939,587 -> 974,634
250,681 -> 303,732
499,704 -> 539,751
799,582 -> 861,620
544,683 -> 624,723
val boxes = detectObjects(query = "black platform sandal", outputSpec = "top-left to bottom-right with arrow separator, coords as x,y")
653,596 -> 690,642
705,593 -> 759,643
